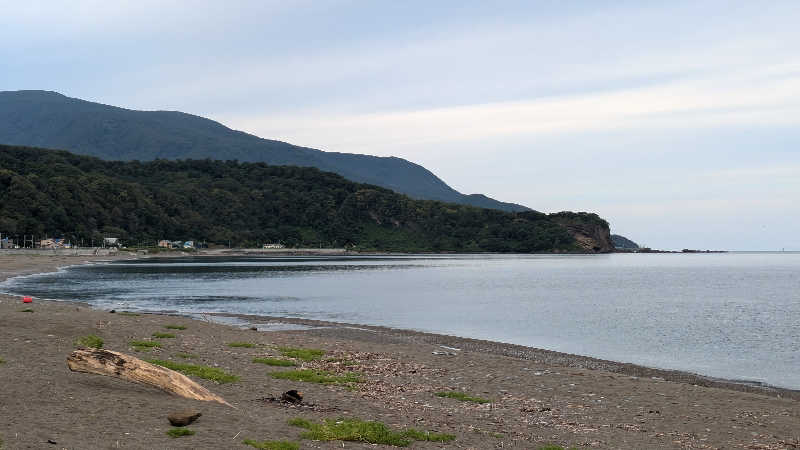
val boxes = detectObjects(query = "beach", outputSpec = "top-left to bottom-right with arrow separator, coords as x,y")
1,253 -> 799,449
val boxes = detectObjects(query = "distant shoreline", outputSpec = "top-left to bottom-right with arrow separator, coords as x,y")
0,247 -> 744,258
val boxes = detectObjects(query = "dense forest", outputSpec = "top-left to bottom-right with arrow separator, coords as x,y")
0,145 -> 610,252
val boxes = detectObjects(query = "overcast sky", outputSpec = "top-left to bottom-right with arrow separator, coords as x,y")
2,0 -> 799,250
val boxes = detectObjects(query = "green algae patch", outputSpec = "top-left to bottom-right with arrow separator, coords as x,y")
130,340 -> 161,352
167,428 -> 195,438
148,359 -> 240,383
253,357 -> 296,367
152,332 -> 176,338
288,417 -> 455,446
75,335 -> 104,349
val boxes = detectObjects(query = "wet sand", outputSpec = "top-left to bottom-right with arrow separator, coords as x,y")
1,253 -> 799,449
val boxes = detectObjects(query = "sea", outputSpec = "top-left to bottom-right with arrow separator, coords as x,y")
2,252 -> 799,389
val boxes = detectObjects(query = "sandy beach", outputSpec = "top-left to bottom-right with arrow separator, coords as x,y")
1,253 -> 799,449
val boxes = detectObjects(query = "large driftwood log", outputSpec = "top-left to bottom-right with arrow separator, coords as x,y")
67,349 -> 231,407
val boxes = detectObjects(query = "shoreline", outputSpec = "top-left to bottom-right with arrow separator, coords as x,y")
2,252 -> 798,398
205,312 -> 800,400
2,253 -> 800,448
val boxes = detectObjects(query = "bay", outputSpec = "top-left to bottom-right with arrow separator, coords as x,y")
2,253 -> 799,389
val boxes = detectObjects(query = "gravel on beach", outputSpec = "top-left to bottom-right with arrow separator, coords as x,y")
1,253 -> 799,449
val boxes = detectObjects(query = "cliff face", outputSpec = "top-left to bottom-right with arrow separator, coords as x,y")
549,212 -> 614,253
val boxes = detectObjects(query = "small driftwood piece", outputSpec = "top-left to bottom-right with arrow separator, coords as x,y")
67,348 -> 232,407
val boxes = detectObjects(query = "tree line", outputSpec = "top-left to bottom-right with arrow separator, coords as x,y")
0,145 -> 608,252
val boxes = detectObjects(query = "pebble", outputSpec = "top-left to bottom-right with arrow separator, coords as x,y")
281,390 -> 303,404
167,410 -> 202,427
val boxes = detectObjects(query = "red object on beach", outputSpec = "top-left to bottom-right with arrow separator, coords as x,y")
22,296 -> 33,303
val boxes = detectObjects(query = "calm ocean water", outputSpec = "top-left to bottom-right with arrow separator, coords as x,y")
3,253 -> 799,389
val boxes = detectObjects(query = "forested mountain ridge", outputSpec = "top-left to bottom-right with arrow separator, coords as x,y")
0,145 -> 611,253
0,90 -> 530,212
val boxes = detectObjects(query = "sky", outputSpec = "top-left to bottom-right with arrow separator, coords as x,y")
2,0 -> 799,250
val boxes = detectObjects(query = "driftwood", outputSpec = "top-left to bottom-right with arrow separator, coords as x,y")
67,348 -> 231,407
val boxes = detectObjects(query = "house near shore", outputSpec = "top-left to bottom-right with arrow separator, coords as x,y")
158,239 -> 203,249
263,243 -> 285,249
158,240 -> 188,249
39,238 -> 71,249
103,237 -> 120,248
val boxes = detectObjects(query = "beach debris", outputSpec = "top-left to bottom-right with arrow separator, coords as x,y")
22,296 -> 33,303
168,410 -> 202,426
431,351 -> 457,356
281,389 -> 303,404
47,439 -> 57,445
256,396 -> 337,412
66,348 -> 232,407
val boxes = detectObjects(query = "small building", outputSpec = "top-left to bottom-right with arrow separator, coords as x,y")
39,238 -> 68,249
183,241 -> 195,249
263,243 -> 285,249
158,240 -> 171,248
104,237 -> 120,248
1,236 -> 19,249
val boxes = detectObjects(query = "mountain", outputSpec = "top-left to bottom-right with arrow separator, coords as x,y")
611,234 -> 640,249
0,90 -> 530,212
0,145 -> 611,253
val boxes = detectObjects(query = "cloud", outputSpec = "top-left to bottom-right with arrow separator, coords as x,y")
3,1 -> 799,249
221,62 -> 800,157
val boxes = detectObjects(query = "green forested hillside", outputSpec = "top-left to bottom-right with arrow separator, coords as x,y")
611,234 -> 640,249
0,90 -> 530,212
0,145 -> 609,252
